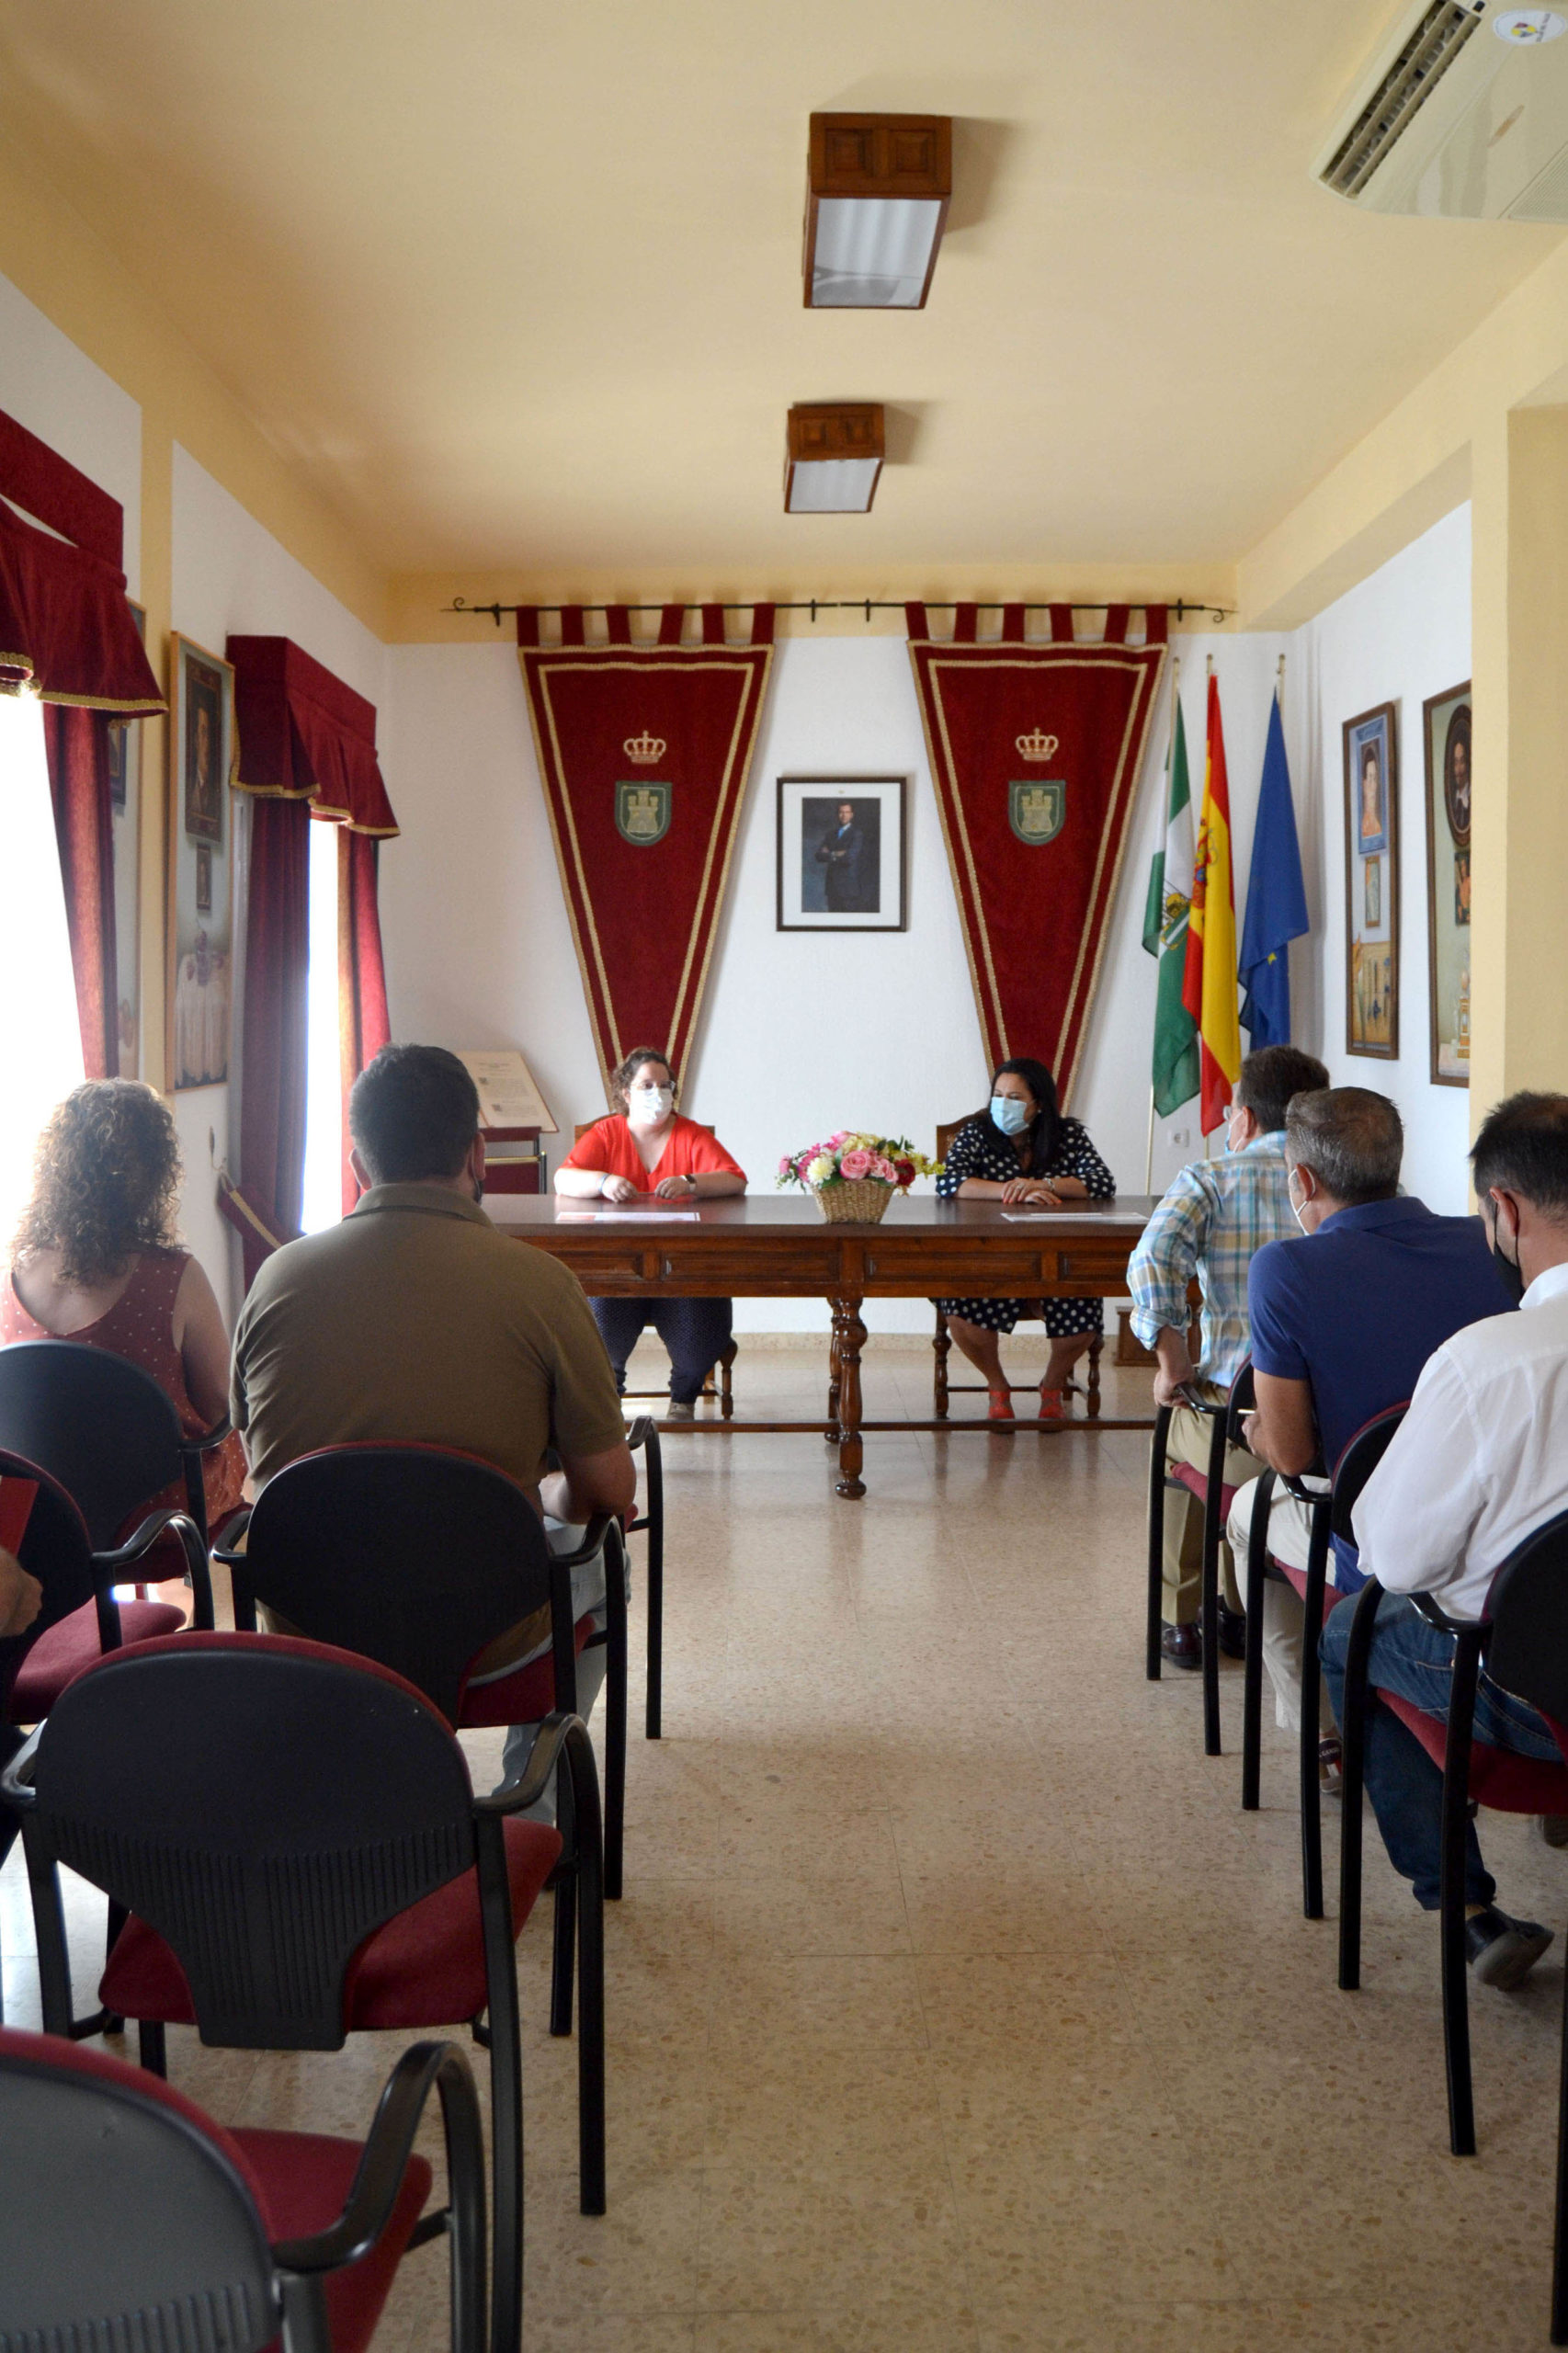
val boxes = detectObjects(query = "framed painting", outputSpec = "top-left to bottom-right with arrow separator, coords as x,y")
1343,702 -> 1399,1060
108,597 -> 146,1075
1424,680 -> 1471,1087
166,632 -> 237,1091
777,775 -> 907,931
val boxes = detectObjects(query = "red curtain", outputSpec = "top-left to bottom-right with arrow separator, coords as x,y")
226,635 -> 397,835
224,797 -> 310,1294
336,827 -> 391,1213
41,704 -> 118,1079
0,497 -> 162,711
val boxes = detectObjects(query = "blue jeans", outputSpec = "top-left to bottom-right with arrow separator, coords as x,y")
1321,1591 -> 1561,1910
592,1294 -> 733,1404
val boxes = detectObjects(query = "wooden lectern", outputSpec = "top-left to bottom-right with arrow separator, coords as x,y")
455,1049 -> 558,1196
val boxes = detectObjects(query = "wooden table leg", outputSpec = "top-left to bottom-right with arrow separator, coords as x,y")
824,1318 -> 842,1440
934,1310 -> 951,1420
830,1293 -> 867,1498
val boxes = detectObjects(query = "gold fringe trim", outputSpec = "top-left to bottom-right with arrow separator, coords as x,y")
233,774 -> 398,838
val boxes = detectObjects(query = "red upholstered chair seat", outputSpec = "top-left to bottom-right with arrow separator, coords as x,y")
238,2129 -> 431,2353
7,1598 -> 186,1722
101,1815 -> 562,2030
457,1609 -> 595,1730
1379,1689 -> 1568,1813
1274,1561 -> 1341,1628
1168,1461 -> 1238,1520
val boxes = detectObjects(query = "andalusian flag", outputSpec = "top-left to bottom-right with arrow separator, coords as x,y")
1141,688 -> 1200,1117
1181,672 -> 1243,1133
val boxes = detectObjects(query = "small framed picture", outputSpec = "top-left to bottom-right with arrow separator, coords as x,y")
1424,681 -> 1471,1087
167,633 -> 237,1091
109,597 -> 146,1076
776,776 -> 907,931
1343,702 -> 1399,1060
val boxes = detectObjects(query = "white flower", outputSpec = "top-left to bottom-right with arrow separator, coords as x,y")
806,1154 -> 835,1185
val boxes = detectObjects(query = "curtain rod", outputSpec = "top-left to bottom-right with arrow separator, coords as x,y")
443,595 -> 1232,627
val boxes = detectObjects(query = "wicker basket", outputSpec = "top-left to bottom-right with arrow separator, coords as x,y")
811,1177 -> 896,1224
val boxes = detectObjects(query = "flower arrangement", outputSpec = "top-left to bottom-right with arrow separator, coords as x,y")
777,1132 -> 941,1192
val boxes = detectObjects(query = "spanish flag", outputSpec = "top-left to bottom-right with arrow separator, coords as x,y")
1181,672 -> 1243,1133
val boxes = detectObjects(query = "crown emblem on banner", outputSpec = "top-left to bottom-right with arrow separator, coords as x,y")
1015,730 -> 1060,763
624,731 -> 666,765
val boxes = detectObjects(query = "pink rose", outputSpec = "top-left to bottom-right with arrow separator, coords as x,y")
839,1148 -> 873,1179
871,1155 -> 900,1182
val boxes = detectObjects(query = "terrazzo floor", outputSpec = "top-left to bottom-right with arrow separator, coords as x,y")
4,1339 -> 1565,2350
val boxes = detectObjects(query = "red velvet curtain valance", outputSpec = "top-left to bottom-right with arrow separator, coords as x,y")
226,635 -> 398,836
0,496 -> 164,711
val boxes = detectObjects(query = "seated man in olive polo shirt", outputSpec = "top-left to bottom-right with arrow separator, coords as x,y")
232,1042 -> 635,1790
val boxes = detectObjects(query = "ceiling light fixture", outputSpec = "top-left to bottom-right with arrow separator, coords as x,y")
803,114 -> 951,309
784,404 -> 885,514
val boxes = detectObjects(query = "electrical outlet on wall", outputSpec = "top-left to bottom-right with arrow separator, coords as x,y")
1170,1128 -> 1190,1148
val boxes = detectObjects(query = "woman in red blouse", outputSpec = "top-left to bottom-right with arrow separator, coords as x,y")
556,1047 -> 745,1419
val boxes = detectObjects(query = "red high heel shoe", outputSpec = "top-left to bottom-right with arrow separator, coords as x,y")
987,1388 -> 1016,1423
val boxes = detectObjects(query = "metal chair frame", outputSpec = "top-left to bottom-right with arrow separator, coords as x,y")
624,1415 -> 665,1740
1144,1394 -> 1231,1756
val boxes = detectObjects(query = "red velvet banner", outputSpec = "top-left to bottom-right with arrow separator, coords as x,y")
517,608 -> 774,1088
907,608 -> 1166,1104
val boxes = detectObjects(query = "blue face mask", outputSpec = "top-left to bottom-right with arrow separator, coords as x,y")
990,1094 -> 1030,1136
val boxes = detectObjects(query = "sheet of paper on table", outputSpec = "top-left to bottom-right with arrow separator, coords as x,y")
555,1209 -> 702,1222
1000,1210 -> 1072,1221
455,1048 -> 558,1133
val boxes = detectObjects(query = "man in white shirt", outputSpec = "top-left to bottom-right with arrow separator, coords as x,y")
1322,1091 -> 1568,1990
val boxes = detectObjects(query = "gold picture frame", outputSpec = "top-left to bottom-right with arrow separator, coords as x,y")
1343,701 -> 1398,1060
1424,681 -> 1471,1088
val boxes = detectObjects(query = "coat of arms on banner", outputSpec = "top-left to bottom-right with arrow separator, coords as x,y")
615,780 -> 672,845
1009,779 -> 1065,845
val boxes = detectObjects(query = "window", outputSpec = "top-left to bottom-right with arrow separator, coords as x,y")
301,814 -> 344,1233
0,691 -> 85,1240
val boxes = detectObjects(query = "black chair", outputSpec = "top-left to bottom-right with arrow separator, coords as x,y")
215,1442 -> 630,1906
624,1415 -> 666,1739
1338,1507 -> 1568,2179
0,1337 -> 232,1556
1239,1401 -> 1405,1920
1144,1390 -> 1232,1756
2,1629 -> 606,2353
0,2023 -> 485,2353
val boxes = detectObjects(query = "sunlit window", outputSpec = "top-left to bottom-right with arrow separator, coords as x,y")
301,814 -> 344,1233
0,692 -> 85,1243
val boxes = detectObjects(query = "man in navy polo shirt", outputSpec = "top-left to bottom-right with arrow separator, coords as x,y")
1225,1087 -> 1511,1756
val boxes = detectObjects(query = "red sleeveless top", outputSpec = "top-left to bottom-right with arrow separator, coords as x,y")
1,1249 -> 245,1529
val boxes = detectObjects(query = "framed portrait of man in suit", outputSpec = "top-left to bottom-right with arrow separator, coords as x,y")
776,775 -> 907,931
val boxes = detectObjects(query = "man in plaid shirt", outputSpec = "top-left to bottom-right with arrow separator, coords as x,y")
1128,1045 -> 1328,1668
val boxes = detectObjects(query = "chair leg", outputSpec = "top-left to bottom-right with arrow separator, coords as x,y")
1544,1948 -> 1553,2334
1441,1631 -> 1483,2159
1241,1472 -> 1276,1812
1146,1405 -> 1172,1682
1299,1508 -> 1331,1921
933,1310 -> 950,1421
137,2019 -> 166,2076
476,1816 -> 527,2353
642,1425 -> 665,1742
564,1726 -> 607,2220
1085,1329 -> 1102,1421
1200,1407 -> 1227,1757
720,1340 -> 735,1422
604,1527 -> 628,1902
1337,1580 -> 1383,1993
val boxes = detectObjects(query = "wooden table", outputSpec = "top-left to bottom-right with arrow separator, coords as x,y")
493,1193 -> 1158,1500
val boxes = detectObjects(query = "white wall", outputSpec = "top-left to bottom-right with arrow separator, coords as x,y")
1296,504 -> 1473,1213
170,445 -> 391,1314
0,271 -> 142,594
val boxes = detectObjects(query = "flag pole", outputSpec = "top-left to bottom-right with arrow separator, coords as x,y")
1203,653 -> 1214,1157
1144,1086 -> 1156,1194
1277,650 -> 1285,706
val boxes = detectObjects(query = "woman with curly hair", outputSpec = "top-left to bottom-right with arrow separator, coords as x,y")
2,1081 -> 244,1550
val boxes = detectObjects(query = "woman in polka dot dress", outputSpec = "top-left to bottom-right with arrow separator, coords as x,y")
935,1056 -> 1115,1422
2,1081 -> 245,1588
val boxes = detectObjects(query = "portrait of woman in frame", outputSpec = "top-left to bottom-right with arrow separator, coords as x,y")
1342,702 -> 1398,1060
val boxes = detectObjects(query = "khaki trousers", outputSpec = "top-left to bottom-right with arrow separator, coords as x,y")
1160,1387 -> 1260,1624
1225,1477 -> 1337,1739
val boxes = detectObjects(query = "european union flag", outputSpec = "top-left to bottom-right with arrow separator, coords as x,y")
1238,695 -> 1309,1048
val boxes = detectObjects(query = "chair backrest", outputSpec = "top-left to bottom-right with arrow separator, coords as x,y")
0,2026 -> 278,2353
936,1119 -> 970,1163
573,1117 -> 715,1141
21,1631 -> 477,2049
0,1340 -> 188,1551
237,1443 -> 572,1725
1330,1403 -> 1408,1540
1482,1507 -> 1568,1732
0,1449 -> 109,1714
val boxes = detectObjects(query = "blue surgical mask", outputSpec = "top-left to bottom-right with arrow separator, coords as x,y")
990,1095 -> 1030,1136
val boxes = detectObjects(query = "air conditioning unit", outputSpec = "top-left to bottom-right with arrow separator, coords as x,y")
1313,3 -> 1568,221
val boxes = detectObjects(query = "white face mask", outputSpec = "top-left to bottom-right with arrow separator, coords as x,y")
628,1085 -> 674,1125
1287,1170 -> 1311,1236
